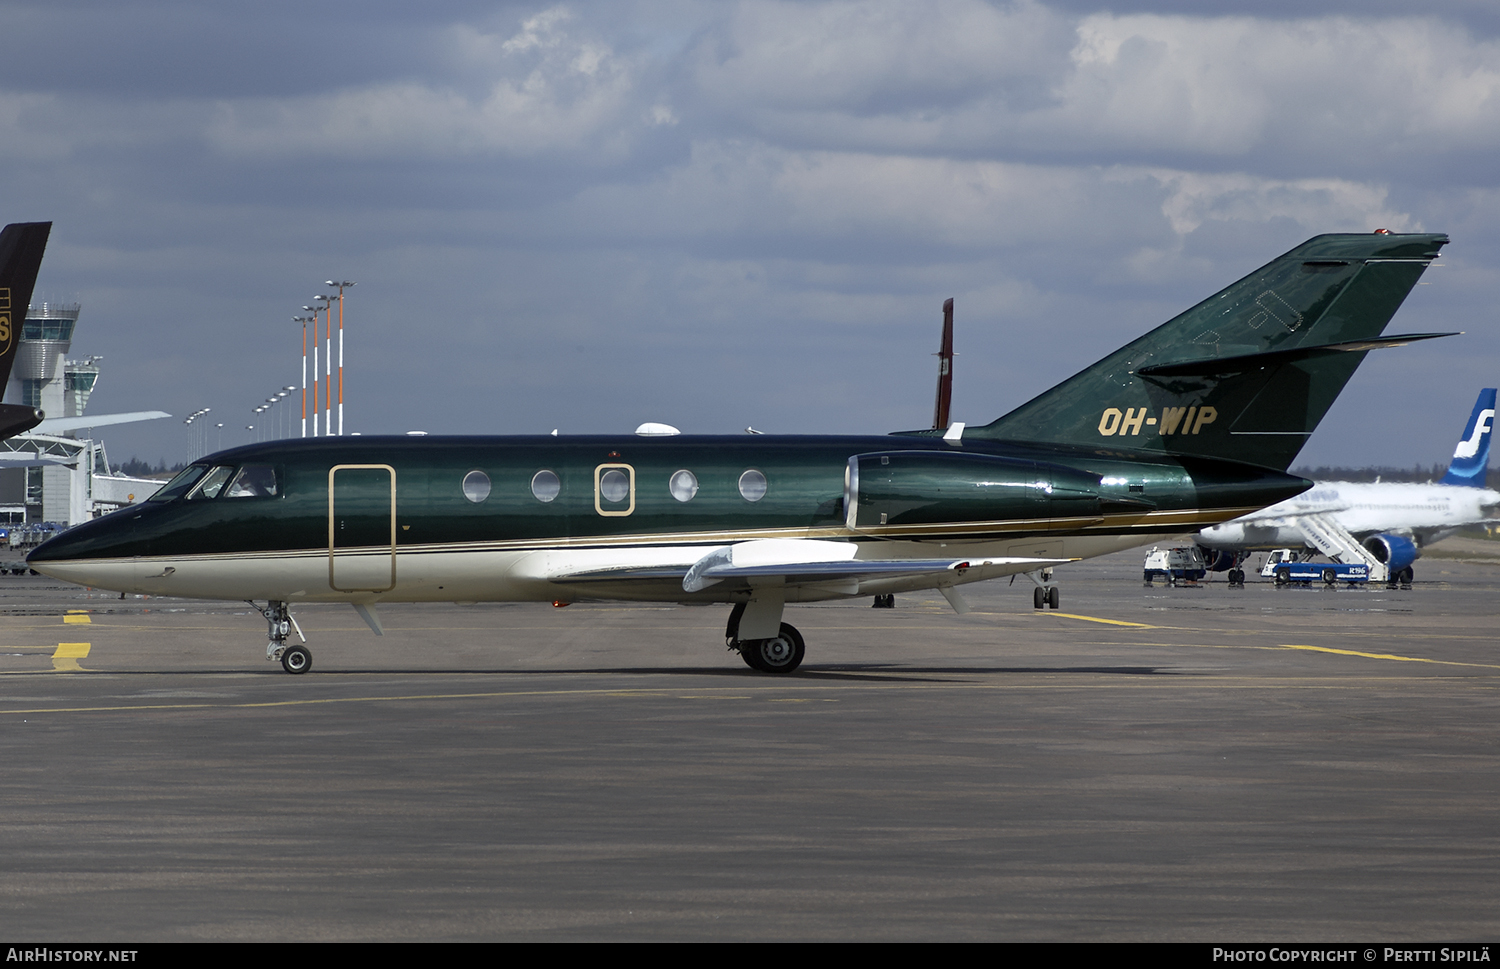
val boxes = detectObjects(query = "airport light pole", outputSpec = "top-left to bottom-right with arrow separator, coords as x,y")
302,305 -> 321,436
183,407 -> 210,460
315,294 -> 333,437
325,281 -> 355,435
294,318 -> 311,437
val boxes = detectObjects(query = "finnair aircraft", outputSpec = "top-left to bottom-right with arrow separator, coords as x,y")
1196,389 -> 1500,584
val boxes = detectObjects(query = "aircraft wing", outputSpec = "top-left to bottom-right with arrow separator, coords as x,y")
0,450 -> 73,467
33,410 -> 172,435
541,539 -> 1073,593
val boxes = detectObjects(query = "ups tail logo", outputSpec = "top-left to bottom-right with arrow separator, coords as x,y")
1099,405 -> 1217,437
0,288 -> 11,352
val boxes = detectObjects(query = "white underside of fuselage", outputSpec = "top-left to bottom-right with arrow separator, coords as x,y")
33,532 -> 1174,605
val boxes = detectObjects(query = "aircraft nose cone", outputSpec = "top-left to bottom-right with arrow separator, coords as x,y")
26,510 -> 141,589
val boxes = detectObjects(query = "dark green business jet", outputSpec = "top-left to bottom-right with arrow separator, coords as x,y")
30,231 -> 1450,674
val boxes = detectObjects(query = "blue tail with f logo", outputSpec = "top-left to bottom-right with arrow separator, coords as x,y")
1439,388 -> 1496,487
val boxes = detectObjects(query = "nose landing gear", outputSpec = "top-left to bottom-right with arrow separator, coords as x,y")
257,600 -> 311,674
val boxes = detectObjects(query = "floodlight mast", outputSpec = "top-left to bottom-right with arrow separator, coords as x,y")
303,305 -> 321,436
294,317 -> 309,437
315,295 -> 333,436
326,281 -> 355,435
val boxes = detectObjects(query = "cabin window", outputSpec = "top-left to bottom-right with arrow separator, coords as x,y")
225,464 -> 278,498
669,470 -> 698,502
148,465 -> 209,502
186,466 -> 234,500
738,469 -> 767,502
462,470 -> 491,503
599,469 -> 630,503
531,470 -> 560,503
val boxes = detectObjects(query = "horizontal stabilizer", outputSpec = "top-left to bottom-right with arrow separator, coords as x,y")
1136,332 -> 1458,377
0,403 -> 43,439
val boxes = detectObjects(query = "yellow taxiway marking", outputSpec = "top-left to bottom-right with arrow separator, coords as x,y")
1040,612 -> 1158,628
52,642 -> 90,673
1087,639 -> 1500,671
1278,643 -> 1500,670
63,612 -> 92,624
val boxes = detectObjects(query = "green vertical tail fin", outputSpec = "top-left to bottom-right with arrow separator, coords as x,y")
969,232 -> 1449,470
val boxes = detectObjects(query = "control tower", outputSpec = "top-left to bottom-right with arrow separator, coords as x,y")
5,301 -> 82,419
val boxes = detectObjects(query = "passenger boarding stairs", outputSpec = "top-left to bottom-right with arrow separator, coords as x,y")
1292,514 -> 1387,583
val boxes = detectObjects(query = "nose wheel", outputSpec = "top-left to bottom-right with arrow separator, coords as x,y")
258,600 -> 311,674
280,644 -> 313,674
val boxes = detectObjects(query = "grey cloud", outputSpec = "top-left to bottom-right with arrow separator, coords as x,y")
1,0 -> 1494,471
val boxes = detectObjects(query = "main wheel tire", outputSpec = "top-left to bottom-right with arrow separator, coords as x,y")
281,644 -> 312,674
1047,586 -> 1060,609
1033,586 -> 1045,609
740,623 -> 805,674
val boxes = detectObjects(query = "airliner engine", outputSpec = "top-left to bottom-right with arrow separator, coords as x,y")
1363,533 -> 1420,574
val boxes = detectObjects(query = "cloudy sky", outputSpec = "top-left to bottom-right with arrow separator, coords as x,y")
4,0 -> 1499,469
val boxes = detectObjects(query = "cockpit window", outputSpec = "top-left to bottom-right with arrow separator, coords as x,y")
186,466 -> 234,500
148,465 -> 209,502
225,464 -> 278,498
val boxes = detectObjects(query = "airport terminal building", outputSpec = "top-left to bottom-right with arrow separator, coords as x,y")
0,302 -> 159,525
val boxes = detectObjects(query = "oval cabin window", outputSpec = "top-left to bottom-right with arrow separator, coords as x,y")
738,469 -> 767,502
463,470 -> 491,503
669,470 -> 699,502
531,470 -> 561,503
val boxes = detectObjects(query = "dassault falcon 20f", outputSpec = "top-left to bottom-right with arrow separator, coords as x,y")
30,231 -> 1451,674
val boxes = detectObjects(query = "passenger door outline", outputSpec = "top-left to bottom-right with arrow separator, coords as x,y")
328,464 -> 397,592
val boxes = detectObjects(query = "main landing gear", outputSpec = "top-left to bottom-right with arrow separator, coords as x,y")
256,600 -> 311,674
1023,569 -> 1060,610
725,602 -> 805,674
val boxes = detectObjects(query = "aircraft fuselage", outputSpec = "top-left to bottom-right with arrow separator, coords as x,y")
1198,480 -> 1500,550
30,434 -> 1309,605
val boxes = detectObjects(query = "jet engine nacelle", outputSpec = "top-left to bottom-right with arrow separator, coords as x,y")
844,451 -> 1148,530
1363,533 -> 1420,574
